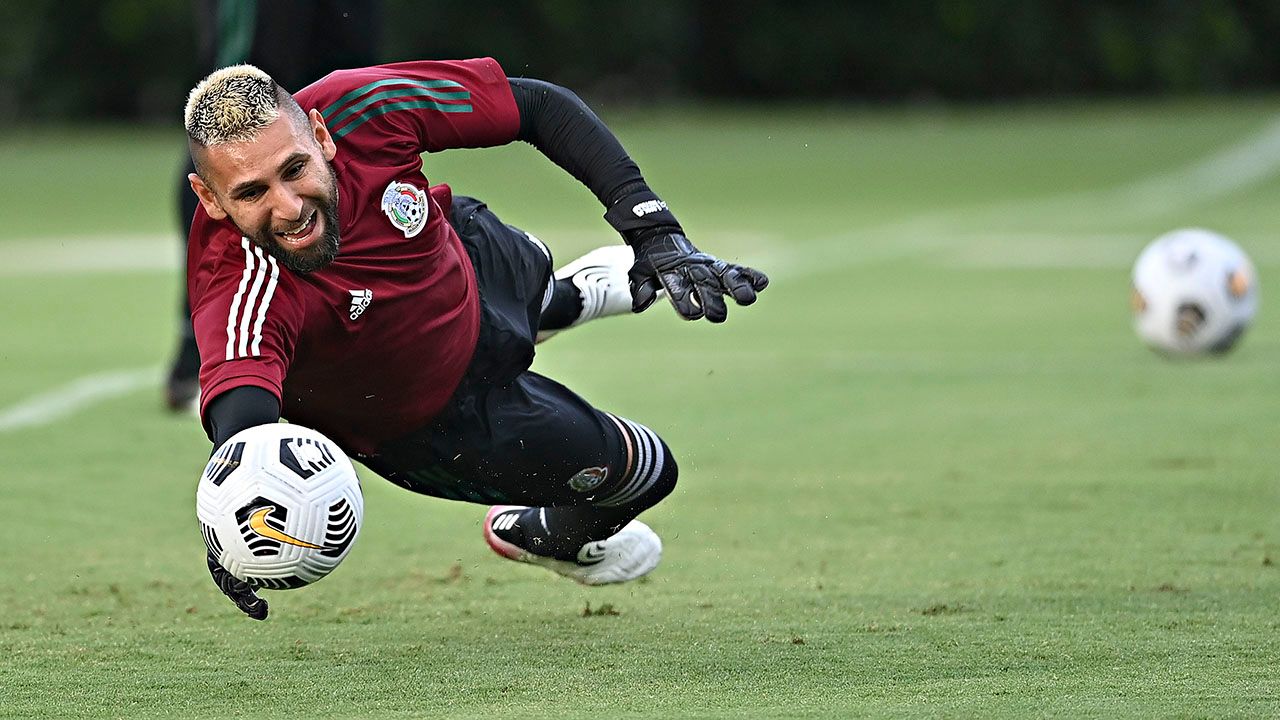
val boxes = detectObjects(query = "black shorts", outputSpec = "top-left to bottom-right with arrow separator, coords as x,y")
358,197 -> 651,508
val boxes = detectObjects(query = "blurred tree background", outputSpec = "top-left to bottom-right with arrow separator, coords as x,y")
2,0 -> 1280,124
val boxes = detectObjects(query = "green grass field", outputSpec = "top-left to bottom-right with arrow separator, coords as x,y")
2,98 -> 1280,718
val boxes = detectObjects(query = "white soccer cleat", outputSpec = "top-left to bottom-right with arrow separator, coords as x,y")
537,245 -> 639,342
483,505 -> 662,585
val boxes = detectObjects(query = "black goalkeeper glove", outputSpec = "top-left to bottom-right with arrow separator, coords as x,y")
206,552 -> 268,620
604,191 -> 767,322
628,232 -> 769,322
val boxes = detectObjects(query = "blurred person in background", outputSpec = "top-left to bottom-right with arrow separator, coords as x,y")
165,0 -> 383,410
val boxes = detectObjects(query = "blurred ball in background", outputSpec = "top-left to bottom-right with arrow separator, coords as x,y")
1131,228 -> 1259,356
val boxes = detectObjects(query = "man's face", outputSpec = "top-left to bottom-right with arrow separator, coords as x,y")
189,108 -> 340,274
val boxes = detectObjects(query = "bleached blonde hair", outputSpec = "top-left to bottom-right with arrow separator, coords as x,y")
184,64 -> 300,147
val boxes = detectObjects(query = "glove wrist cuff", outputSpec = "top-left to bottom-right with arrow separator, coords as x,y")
604,191 -> 682,237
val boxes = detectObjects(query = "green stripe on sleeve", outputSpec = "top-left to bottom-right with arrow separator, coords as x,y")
332,100 -> 474,139
326,87 -> 471,128
320,78 -> 467,119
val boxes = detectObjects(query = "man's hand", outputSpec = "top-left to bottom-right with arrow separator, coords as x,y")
206,552 -> 268,620
628,233 -> 769,322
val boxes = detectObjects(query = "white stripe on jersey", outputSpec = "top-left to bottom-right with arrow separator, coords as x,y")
237,246 -> 269,357
249,250 -> 279,356
225,239 -> 279,360
224,239 -> 257,361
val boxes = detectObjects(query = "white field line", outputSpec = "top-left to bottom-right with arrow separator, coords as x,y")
0,234 -> 177,276
764,114 -> 1280,277
1079,114 -> 1280,216
946,115 -> 1280,225
0,366 -> 161,433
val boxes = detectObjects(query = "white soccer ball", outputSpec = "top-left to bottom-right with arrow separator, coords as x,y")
1131,228 -> 1259,356
196,423 -> 363,590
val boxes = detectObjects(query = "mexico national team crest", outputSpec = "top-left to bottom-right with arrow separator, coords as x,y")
380,181 -> 428,238
568,466 -> 608,493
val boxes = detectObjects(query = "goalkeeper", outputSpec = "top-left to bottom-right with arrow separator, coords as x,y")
183,59 -> 768,620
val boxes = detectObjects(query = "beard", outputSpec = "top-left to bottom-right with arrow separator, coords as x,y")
250,163 -> 341,275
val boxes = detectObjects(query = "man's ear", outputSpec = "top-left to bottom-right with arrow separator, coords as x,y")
188,173 -> 228,221
309,109 -> 337,161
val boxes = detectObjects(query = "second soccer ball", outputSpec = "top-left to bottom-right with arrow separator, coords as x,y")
1131,228 -> 1258,356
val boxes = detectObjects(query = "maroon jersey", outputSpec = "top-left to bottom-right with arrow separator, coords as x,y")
188,58 -> 520,454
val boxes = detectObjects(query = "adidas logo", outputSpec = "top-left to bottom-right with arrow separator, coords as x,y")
491,511 -> 521,532
348,289 -> 373,320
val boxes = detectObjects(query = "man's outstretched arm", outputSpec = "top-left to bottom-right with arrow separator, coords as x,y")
201,386 -> 282,620
206,386 -> 281,448
508,78 -> 768,322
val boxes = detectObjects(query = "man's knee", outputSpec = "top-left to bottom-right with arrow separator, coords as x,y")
596,414 -> 678,511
